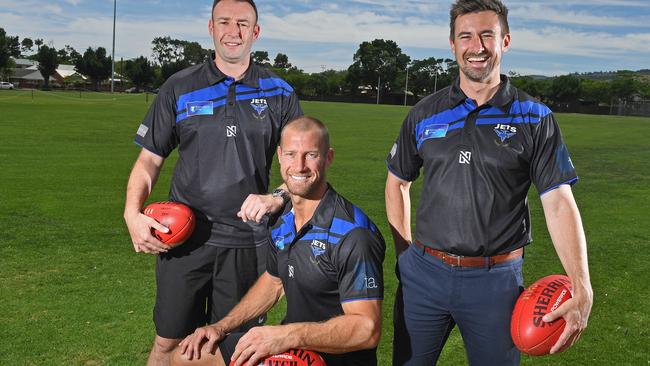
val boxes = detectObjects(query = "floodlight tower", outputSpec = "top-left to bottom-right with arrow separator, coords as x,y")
111,0 -> 116,93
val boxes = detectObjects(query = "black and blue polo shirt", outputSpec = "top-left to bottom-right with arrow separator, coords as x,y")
267,185 -> 385,366
134,56 -> 303,247
387,75 -> 578,256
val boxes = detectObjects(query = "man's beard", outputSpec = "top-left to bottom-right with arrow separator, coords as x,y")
460,53 -> 494,82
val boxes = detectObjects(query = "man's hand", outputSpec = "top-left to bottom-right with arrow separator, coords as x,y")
178,324 -> 228,360
231,326 -> 291,366
542,288 -> 593,354
124,211 -> 169,254
237,194 -> 284,223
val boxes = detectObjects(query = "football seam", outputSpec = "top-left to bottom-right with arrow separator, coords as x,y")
164,214 -> 195,244
526,319 -> 566,354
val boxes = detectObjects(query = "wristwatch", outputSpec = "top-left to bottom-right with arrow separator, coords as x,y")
271,188 -> 290,205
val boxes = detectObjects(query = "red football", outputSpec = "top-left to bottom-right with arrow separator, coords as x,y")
230,349 -> 326,366
143,201 -> 195,246
511,274 -> 573,356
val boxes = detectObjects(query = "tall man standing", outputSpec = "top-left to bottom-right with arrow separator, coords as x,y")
385,0 -> 593,364
123,1 -> 302,365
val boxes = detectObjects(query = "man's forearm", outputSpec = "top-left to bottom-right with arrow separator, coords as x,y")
215,272 -> 284,332
124,150 -> 164,217
385,173 -> 412,256
542,186 -> 592,296
283,311 -> 381,354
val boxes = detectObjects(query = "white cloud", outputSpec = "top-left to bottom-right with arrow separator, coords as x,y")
2,0 -> 649,76
510,4 -> 650,27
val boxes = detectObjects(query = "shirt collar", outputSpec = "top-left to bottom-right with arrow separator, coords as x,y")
448,74 -> 515,113
282,184 -> 338,232
205,52 -> 260,88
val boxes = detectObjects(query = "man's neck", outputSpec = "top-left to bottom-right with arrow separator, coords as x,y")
459,73 -> 502,107
291,185 -> 328,231
214,57 -> 250,81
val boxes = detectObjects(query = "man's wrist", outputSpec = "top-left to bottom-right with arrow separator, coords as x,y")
271,188 -> 290,205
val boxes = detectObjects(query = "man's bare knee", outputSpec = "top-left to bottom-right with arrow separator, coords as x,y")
153,335 -> 181,354
170,343 -> 226,366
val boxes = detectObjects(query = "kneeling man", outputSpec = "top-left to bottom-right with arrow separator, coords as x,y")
172,116 -> 386,366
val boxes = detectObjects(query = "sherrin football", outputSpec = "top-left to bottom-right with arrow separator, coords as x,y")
510,274 -> 573,356
143,201 -> 195,246
230,349 -> 326,366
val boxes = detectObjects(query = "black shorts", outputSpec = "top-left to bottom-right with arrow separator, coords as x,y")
153,234 -> 267,339
218,332 -> 244,364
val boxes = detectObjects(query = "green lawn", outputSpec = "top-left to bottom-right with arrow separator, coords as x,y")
0,90 -> 648,365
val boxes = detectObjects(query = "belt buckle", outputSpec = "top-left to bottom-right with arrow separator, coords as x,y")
445,252 -> 462,267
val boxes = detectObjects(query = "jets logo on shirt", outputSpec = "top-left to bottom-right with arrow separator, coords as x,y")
494,124 -> 517,146
309,240 -> 327,264
250,98 -> 268,119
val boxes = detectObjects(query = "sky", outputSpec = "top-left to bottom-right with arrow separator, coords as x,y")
1,0 -> 649,76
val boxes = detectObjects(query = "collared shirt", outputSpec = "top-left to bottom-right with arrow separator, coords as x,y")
134,56 -> 303,247
387,75 -> 578,256
267,185 -> 385,366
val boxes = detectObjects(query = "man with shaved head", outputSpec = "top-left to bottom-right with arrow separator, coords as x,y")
172,116 -> 386,366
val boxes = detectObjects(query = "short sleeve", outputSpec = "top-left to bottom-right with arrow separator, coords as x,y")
133,83 -> 179,158
386,113 -> 423,181
280,88 -> 303,129
530,113 -> 578,195
334,229 -> 386,303
266,238 -> 279,277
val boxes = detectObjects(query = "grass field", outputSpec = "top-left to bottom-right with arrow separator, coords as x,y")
0,89 -> 648,365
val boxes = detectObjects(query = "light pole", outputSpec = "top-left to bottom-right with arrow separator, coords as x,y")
433,70 -> 438,95
376,75 -> 380,105
111,0 -> 116,93
404,64 -> 410,106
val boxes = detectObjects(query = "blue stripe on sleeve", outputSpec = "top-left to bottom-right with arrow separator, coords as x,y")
259,77 -> 294,93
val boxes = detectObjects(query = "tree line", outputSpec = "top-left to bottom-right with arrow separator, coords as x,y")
1,27 -> 649,107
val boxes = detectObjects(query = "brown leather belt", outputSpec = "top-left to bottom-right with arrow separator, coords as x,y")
414,240 -> 523,268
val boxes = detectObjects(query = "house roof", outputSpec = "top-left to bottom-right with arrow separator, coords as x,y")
12,58 -> 38,68
10,64 -> 85,81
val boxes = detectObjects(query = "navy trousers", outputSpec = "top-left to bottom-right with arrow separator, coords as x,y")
393,244 -> 524,365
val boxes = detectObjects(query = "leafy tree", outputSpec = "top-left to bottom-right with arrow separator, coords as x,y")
321,70 -> 346,95
581,79 -> 611,104
75,47 -> 112,90
251,50 -> 270,67
274,67 -> 308,96
183,41 -> 209,65
21,37 -> 34,54
273,53 -> 291,69
408,57 -> 450,98
36,45 -> 59,88
125,56 -> 155,91
550,75 -> 582,103
610,77 -> 639,103
1,28 -> 21,75
160,60 -> 189,82
347,39 -> 410,95
56,45 -> 81,64
0,57 -> 15,81
640,81 -> 650,100
151,36 -> 208,66
34,38 -> 43,51
511,76 -> 550,100
151,36 -> 184,65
